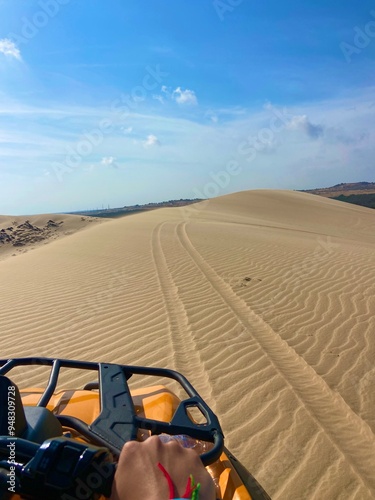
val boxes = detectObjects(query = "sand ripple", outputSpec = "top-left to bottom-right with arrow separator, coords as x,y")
1,190 -> 375,498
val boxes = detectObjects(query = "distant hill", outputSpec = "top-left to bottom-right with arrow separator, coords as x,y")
300,182 -> 375,197
332,193 -> 375,209
299,182 -> 375,209
69,199 -> 203,219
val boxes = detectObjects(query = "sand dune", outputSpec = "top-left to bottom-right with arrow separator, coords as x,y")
1,189 -> 375,499
0,213 -> 104,261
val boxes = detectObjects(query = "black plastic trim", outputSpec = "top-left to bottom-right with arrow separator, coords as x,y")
0,357 -> 224,465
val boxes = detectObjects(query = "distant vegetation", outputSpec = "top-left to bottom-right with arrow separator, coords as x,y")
332,193 -> 375,209
69,199 -> 203,219
299,182 -> 375,210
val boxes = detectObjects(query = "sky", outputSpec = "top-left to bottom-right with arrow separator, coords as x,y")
0,0 -> 374,214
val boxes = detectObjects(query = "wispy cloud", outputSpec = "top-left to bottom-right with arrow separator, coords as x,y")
287,115 -> 324,139
152,86 -> 170,104
143,134 -> 160,148
121,126 -> 133,134
153,94 -> 164,104
101,156 -> 117,167
205,111 -> 219,123
0,38 -> 21,60
1,87 -> 374,212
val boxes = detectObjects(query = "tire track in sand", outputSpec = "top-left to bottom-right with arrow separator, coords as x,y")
177,221 -> 375,494
151,222 -> 214,399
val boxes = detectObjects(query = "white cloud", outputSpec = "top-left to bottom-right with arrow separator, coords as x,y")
205,111 -> 219,123
154,86 -> 171,102
143,134 -> 160,148
154,85 -> 198,106
1,87 -> 374,215
101,156 -> 117,167
153,94 -> 164,104
121,126 -> 133,134
287,114 -> 324,139
172,87 -> 198,106
0,39 -> 21,60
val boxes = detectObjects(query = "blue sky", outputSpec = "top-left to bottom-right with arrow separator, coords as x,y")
0,0 -> 374,214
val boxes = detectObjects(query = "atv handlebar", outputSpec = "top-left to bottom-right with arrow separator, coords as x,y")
0,358 -> 225,499
0,358 -> 225,465
0,436 -> 115,499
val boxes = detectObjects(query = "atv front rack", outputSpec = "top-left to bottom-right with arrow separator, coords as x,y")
0,357 -> 224,465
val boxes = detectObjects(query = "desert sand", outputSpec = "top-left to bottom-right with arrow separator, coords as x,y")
0,213 -> 104,261
1,189 -> 375,499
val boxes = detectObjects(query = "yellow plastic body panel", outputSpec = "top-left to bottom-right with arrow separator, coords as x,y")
17,385 -> 252,500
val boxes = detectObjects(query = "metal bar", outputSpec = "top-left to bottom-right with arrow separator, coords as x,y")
37,359 -> 61,407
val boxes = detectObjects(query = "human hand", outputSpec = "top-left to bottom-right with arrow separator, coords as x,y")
109,436 -> 216,500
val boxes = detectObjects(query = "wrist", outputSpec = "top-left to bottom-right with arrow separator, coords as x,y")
158,463 -> 201,499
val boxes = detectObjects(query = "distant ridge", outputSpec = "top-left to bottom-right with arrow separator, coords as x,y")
299,182 -> 375,209
300,182 -> 375,197
68,198 -> 203,219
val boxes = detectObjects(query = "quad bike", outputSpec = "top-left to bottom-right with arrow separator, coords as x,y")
0,358 -> 270,499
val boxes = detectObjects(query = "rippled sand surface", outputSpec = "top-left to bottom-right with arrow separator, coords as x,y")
2,190 -> 375,499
